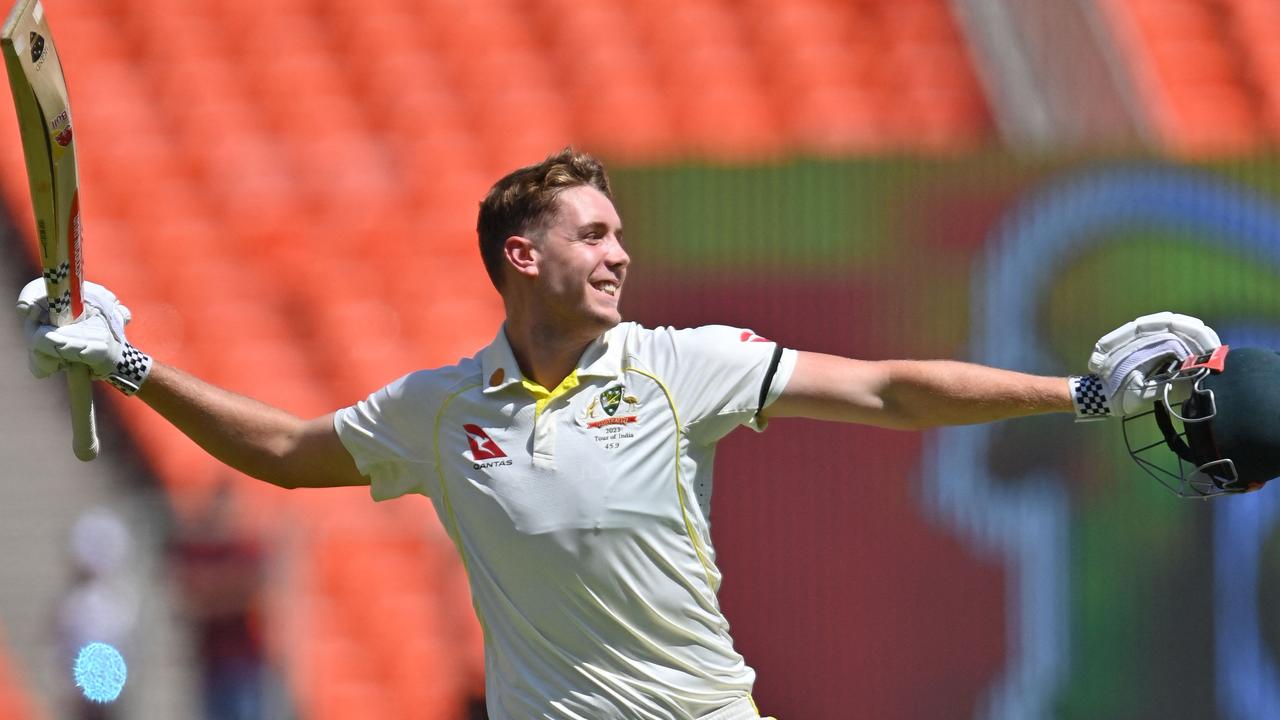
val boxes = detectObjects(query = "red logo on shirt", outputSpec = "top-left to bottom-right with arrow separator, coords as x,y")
463,424 -> 507,460
740,331 -> 770,343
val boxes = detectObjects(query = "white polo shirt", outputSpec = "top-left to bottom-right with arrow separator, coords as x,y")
334,321 -> 796,720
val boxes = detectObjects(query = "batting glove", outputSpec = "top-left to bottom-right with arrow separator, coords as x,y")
1073,311 -> 1220,419
16,279 -> 152,395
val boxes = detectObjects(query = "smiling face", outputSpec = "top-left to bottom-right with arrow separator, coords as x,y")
524,184 -> 630,337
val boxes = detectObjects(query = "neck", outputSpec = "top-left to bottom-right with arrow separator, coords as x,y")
503,309 -> 599,391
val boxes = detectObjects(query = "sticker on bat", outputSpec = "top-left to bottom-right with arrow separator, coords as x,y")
28,32 -> 45,66
52,110 -> 72,146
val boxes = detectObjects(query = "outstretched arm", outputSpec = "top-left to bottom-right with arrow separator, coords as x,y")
136,362 -> 368,489
763,351 -> 1072,430
20,279 -> 368,489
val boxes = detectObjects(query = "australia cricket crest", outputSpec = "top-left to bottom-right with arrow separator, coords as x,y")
600,386 -> 623,416
579,384 -> 642,449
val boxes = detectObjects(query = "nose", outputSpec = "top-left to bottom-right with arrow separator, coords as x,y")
606,235 -> 630,272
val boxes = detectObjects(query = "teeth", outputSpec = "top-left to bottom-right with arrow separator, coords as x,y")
595,282 -> 618,296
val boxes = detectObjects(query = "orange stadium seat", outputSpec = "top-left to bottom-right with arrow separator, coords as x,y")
530,2 -> 675,161
48,12 -> 131,68
301,641 -> 400,720
67,63 -> 154,135
1164,84 -> 1262,154
880,0 -> 964,44
1237,29 -> 1280,80
750,0 -> 990,151
1224,0 -> 1280,135
1127,0 -> 1221,37
574,82 -> 678,163
356,50 -> 452,116
1229,0 -> 1280,33
326,5 -> 425,55
677,85 -> 785,160
786,87 -> 886,153
305,523 -> 474,719
128,5 -> 225,62
153,56 -> 249,113
1102,0 -> 1272,154
419,4 -> 535,74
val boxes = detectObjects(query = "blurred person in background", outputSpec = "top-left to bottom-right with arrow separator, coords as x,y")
17,148 -> 1219,719
168,480 -> 272,720
55,507 -> 138,720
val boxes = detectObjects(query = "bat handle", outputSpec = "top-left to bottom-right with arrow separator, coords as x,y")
67,364 -> 98,461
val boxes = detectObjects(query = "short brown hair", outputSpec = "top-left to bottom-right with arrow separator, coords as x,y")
476,148 -> 613,290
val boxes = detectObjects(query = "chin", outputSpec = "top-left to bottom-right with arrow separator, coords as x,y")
584,307 -> 622,334
592,313 -> 622,333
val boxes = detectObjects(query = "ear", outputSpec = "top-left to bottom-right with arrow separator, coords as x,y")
503,235 -> 538,279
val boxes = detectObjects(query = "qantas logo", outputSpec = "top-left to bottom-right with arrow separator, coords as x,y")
463,424 -> 510,468
740,331 -> 769,343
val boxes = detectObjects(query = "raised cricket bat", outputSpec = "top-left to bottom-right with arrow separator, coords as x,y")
3,0 -> 97,461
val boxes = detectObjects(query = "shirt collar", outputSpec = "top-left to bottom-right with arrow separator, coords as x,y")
479,323 -> 625,393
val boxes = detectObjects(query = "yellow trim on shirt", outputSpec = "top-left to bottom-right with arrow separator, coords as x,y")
521,370 -> 581,419
624,367 -> 718,594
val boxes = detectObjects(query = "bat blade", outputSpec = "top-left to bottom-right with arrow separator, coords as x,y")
3,0 -> 98,461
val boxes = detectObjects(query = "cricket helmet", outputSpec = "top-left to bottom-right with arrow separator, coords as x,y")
1123,345 -> 1280,498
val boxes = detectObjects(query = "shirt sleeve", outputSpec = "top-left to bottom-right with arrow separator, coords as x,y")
647,325 -> 797,445
333,371 -> 439,502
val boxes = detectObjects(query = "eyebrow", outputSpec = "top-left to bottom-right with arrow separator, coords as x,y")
577,221 -> 622,239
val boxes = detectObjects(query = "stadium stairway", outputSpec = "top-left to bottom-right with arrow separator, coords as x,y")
0,240 -> 198,718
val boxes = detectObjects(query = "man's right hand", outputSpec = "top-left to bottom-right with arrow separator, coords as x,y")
16,281 -> 367,489
16,279 -> 153,395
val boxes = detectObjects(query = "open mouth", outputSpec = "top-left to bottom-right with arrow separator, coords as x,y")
592,280 -> 620,297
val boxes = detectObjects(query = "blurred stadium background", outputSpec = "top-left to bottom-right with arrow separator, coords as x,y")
1,0 -> 1279,718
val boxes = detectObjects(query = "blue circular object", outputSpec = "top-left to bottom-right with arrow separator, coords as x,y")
73,642 -> 127,703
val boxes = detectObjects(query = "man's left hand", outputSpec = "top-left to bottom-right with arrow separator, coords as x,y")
1087,311 -> 1220,415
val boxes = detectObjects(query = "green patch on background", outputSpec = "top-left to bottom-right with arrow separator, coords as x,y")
611,155 -> 1280,276
613,158 -> 956,273
1045,236 -> 1280,366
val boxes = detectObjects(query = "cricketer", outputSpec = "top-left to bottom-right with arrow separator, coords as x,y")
17,148 -> 1221,719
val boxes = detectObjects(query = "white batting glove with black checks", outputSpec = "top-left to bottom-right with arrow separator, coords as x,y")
1077,311 -> 1220,419
16,279 -> 152,395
